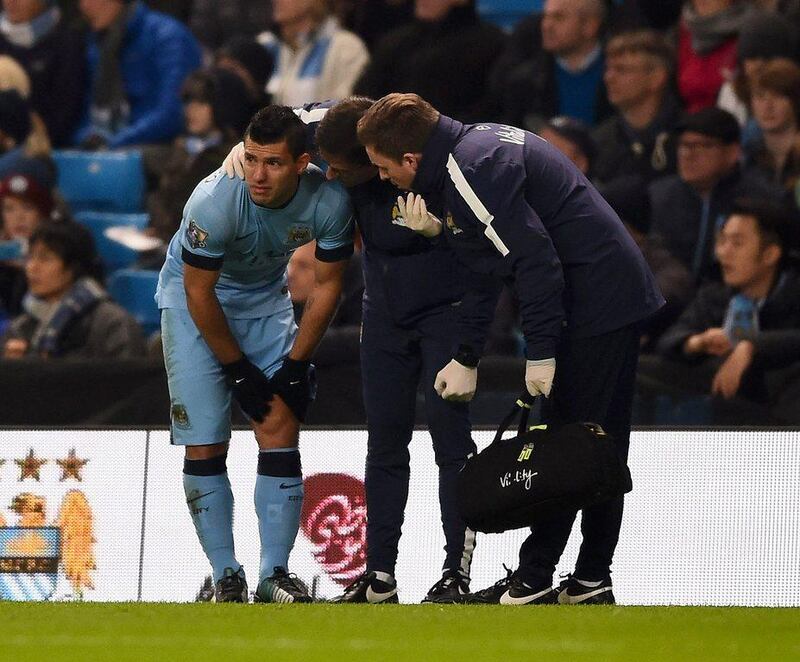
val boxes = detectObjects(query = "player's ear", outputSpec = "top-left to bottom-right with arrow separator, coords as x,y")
402,152 -> 422,171
295,152 -> 311,174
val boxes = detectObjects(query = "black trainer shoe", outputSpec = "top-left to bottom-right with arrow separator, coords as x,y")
215,567 -> 248,603
330,571 -> 399,604
422,570 -> 470,604
463,566 -> 556,605
556,575 -> 615,605
255,566 -> 313,604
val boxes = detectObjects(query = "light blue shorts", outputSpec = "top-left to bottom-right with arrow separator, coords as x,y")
161,306 -> 297,445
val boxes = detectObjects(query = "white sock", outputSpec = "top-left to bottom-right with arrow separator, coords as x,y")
575,578 -> 604,588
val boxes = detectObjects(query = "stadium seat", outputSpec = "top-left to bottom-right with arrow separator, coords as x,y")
478,0 -> 540,31
106,269 -> 161,337
52,150 -> 146,213
75,211 -> 149,273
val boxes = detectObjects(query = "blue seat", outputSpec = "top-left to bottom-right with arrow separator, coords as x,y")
478,0 -> 539,31
53,150 -> 146,213
106,269 -> 161,337
75,211 -> 150,273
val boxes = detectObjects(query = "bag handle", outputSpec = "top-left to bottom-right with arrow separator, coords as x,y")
491,391 -> 537,445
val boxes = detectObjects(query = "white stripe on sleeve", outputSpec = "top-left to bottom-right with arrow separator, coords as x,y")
446,154 -> 510,256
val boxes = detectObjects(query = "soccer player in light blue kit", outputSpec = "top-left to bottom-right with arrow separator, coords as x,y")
156,105 -> 354,603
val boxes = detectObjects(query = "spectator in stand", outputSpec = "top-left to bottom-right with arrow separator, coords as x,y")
744,58 -> 800,203
648,107 -> 784,283
538,115 -> 596,178
1,220 -> 145,358
74,0 -> 202,149
0,0 -> 86,147
677,0 -> 756,113
651,199 -> 800,417
717,11 -> 798,131
0,171 -> 54,320
189,0 -> 272,53
145,68 -> 256,247
0,88 -> 53,185
259,0 -> 369,107
495,0 -> 610,130
215,37 -> 274,109
593,30 -> 681,189
354,0 -> 505,123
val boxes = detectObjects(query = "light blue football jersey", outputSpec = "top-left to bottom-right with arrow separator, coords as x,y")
156,164 -> 353,318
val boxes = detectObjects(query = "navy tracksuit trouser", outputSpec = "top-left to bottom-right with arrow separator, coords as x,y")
517,322 -> 641,585
360,304 -> 477,578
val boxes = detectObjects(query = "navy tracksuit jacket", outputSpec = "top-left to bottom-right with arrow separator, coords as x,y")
412,115 -> 664,583
299,104 -> 478,578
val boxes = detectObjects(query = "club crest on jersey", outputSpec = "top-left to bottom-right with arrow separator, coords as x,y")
390,202 -> 405,227
445,211 -> 462,235
287,225 -> 312,244
186,220 -> 208,249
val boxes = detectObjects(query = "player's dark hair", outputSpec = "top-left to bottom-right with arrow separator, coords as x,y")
29,220 -> 105,283
316,97 -> 374,166
244,104 -> 308,158
727,198 -> 799,266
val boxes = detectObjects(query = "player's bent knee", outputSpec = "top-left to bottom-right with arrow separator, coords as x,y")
253,396 -> 299,449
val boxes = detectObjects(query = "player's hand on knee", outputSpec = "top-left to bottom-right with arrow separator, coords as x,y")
434,359 -> 477,402
525,358 -> 556,398
270,358 -> 317,422
222,141 -> 245,179
222,356 -> 274,422
396,193 -> 443,238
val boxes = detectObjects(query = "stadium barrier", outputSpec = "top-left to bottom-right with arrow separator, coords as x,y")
0,428 -> 797,606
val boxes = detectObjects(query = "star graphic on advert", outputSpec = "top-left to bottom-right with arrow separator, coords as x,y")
16,449 -> 47,481
56,448 -> 89,482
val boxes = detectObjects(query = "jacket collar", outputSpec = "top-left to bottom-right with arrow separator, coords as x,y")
412,114 -> 464,194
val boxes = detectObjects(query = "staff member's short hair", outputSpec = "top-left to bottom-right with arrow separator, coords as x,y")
356,93 -> 439,161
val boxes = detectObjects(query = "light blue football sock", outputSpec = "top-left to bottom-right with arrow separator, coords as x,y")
183,458 -> 240,583
255,448 -> 304,581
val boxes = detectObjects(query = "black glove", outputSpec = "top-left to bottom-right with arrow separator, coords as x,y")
270,358 -> 317,422
221,356 -> 274,423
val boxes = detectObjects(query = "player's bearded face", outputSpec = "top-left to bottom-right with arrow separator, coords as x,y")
243,138 -> 310,207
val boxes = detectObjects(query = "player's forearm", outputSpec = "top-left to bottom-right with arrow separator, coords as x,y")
289,280 -> 344,361
185,289 -> 242,365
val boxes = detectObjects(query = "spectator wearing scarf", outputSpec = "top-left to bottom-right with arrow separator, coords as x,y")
1,220 -> 146,358
677,0 -> 756,113
74,0 -> 201,149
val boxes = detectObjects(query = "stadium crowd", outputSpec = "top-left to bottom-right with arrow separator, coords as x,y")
0,0 -> 798,424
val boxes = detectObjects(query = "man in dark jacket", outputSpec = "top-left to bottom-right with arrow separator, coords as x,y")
496,0 -> 611,130
0,0 -> 86,146
592,29 -> 681,190
358,92 -> 664,605
653,199 -> 800,413
648,107 -> 785,282
354,0 -> 506,123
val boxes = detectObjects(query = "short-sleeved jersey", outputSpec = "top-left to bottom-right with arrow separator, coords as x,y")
156,164 -> 353,318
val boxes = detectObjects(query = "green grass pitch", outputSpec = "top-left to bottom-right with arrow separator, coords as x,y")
3,602 -> 798,661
